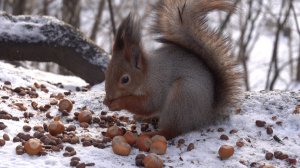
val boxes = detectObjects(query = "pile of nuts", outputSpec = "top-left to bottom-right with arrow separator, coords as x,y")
105,124 -> 166,168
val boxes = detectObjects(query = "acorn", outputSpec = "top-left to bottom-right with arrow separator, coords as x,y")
123,131 -> 137,146
112,136 -> 131,156
218,145 -> 234,160
136,135 -> 152,152
58,99 -> 73,112
143,153 -> 163,168
78,110 -> 92,123
106,125 -> 123,139
24,138 -> 42,155
48,117 -> 65,136
150,140 -> 167,155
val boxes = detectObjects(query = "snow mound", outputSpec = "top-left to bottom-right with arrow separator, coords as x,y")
0,61 -> 299,168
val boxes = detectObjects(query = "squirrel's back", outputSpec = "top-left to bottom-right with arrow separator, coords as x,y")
151,0 -> 241,113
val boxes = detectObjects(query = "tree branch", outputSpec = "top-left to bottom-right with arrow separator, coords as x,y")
0,12 -> 109,85
108,0 -> 116,37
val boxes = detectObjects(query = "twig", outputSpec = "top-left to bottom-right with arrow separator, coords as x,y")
108,0 -> 116,37
291,2 -> 300,36
273,135 -> 284,145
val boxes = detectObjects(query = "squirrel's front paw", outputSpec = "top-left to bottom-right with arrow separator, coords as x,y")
103,98 -> 121,111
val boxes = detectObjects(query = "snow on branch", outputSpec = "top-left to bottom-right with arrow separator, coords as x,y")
0,11 -> 109,85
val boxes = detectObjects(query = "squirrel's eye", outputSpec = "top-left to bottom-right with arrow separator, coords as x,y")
120,74 -> 130,85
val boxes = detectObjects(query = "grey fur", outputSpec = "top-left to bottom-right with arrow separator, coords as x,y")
145,45 -> 214,133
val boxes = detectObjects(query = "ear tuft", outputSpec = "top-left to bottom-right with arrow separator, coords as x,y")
114,13 -> 141,51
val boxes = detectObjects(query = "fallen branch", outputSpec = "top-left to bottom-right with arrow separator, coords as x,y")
0,12 -> 109,85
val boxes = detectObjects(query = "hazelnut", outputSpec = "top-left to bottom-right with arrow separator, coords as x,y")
24,138 -> 42,155
48,118 -> 65,136
78,110 -> 92,123
151,135 -> 167,144
135,154 -> 145,166
229,129 -> 238,134
187,143 -> 195,151
265,152 -> 273,160
143,153 -> 163,168
23,125 -> 32,132
123,131 -> 138,146
266,126 -> 273,135
112,136 -> 131,156
66,125 -> 76,132
106,125 -> 123,139
220,134 -> 229,140
136,135 -> 152,152
0,139 -> 5,146
79,122 -> 89,128
50,99 -> 58,105
16,145 -> 25,155
218,145 -> 234,160
255,120 -> 266,127
150,140 -> 167,155
177,138 -> 185,145
58,99 -> 73,112
3,133 -> 10,141
236,140 -> 244,147
287,158 -> 297,165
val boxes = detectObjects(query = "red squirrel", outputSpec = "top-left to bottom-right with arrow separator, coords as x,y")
104,0 -> 241,139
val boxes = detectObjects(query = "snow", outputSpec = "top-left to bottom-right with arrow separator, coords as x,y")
0,61 -> 299,168
0,11 -> 109,70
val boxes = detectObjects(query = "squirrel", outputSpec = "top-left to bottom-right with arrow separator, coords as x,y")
104,0 -> 241,139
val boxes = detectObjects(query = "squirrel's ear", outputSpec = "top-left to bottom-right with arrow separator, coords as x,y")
114,13 -> 144,70
130,45 -> 144,70
114,13 -> 141,52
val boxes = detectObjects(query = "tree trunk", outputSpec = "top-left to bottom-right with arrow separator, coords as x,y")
12,0 -> 26,15
90,0 -> 106,41
296,46 -> 300,81
62,0 -> 81,28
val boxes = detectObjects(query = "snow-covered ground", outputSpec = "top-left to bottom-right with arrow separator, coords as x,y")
0,61 -> 299,168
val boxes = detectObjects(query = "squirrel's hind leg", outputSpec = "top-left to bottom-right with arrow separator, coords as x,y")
158,76 -> 214,138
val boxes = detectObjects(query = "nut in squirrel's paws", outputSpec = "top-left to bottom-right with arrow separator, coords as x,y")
109,101 -> 122,111
103,98 -> 121,111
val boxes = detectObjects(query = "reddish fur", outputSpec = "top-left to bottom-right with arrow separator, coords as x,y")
109,95 -> 154,116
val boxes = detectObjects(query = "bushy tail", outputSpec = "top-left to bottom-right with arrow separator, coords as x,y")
151,0 -> 242,111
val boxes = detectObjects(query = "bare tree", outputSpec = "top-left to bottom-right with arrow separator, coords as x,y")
12,0 -> 26,15
62,0 -> 81,28
108,0 -> 116,37
292,3 -> 300,82
0,0 -> 10,11
219,0 -> 241,34
265,0 -> 292,90
90,0 -> 106,41
237,0 -> 262,91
